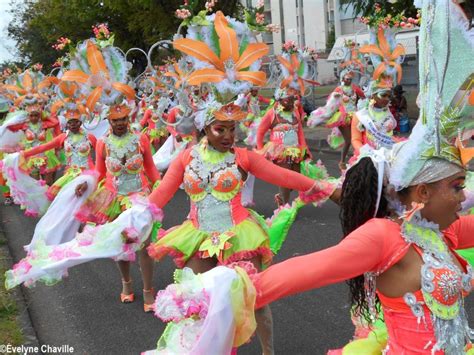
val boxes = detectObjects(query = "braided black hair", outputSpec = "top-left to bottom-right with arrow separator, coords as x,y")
339,157 -> 389,322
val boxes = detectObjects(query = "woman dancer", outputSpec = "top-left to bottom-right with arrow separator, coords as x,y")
256,88 -> 310,206
139,96 -> 169,152
351,77 -> 398,155
20,103 -> 96,200
145,10 -> 339,354
75,101 -> 161,312
335,71 -> 366,160
148,2 -> 474,353
148,106 -> 337,354
7,94 -> 61,185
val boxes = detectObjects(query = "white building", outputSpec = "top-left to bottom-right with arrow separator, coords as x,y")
242,0 -> 419,85
242,0 -> 362,54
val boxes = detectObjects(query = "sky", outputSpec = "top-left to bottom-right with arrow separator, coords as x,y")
0,0 -> 16,63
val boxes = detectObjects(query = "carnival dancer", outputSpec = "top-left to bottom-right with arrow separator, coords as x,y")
139,95 -> 169,152
309,71 -> 365,170
257,88 -> 310,206
348,16 -> 407,157
0,83 -> 13,204
7,94 -> 61,185
242,87 -> 270,128
240,87 -> 272,207
74,101 -> 161,311
54,28 -> 163,311
1,69 -> 62,185
20,102 -> 96,201
350,76 -> 398,155
150,1 -> 474,353
142,10 -> 337,354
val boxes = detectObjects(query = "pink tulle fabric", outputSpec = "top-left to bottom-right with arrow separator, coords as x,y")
299,180 -> 336,206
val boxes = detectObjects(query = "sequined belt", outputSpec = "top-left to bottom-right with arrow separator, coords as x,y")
114,173 -> 143,195
194,194 -> 234,233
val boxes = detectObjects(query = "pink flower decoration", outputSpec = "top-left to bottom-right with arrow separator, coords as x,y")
48,247 -> 81,261
148,202 -> 164,221
6,167 -> 17,181
76,232 -> 94,247
13,259 -> 32,274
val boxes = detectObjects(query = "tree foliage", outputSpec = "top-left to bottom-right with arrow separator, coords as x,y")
340,0 -> 417,18
6,0 -> 242,71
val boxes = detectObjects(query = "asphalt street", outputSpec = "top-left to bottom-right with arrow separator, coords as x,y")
3,149 -> 474,355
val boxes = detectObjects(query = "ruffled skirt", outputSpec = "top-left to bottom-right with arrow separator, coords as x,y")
258,142 -> 304,164
76,183 -> 148,225
325,111 -> 351,128
25,149 -> 62,174
147,211 -> 273,268
46,166 -> 83,201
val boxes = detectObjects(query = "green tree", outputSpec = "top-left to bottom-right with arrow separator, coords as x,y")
340,0 -> 417,18
7,0 -> 243,71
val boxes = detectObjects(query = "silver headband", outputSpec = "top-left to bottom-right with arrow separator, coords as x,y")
409,158 -> 464,187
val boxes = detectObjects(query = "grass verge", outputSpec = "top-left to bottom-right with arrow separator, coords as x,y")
0,232 -> 23,345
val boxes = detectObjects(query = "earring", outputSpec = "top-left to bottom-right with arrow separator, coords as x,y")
402,201 -> 425,221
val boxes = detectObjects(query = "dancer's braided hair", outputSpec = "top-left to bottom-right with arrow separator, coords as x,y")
339,157 -> 389,322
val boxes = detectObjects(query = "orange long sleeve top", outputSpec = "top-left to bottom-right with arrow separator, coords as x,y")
23,132 -> 97,160
254,215 -> 474,309
256,108 -> 309,151
148,147 -> 317,209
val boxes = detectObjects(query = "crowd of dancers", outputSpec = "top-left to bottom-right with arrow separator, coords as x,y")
0,0 -> 473,354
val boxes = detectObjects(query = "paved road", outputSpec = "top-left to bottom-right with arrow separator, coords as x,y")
3,150 -> 474,355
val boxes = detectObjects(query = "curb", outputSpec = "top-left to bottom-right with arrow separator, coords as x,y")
0,226 -> 40,348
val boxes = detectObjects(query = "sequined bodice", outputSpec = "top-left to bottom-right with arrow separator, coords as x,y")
184,145 -> 241,200
184,144 -> 242,233
64,132 -> 91,168
271,123 -> 299,147
401,218 -> 473,353
104,133 -> 144,195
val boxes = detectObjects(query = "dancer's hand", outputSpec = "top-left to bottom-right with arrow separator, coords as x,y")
75,182 -> 88,197
329,188 -> 341,205
18,151 -> 26,169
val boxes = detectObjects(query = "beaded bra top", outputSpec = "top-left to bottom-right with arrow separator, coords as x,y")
104,132 -> 144,195
183,144 -> 241,202
24,122 -> 46,147
64,131 -> 91,168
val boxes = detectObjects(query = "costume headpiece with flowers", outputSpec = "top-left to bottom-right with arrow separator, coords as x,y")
340,39 -> 366,76
49,81 -> 88,123
57,24 -> 135,122
3,68 -> 58,110
273,41 -> 319,98
171,8 -> 270,130
387,0 -> 474,191
359,6 -> 409,97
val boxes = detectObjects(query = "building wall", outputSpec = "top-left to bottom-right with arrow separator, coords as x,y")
340,18 -> 365,35
302,0 -> 329,52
